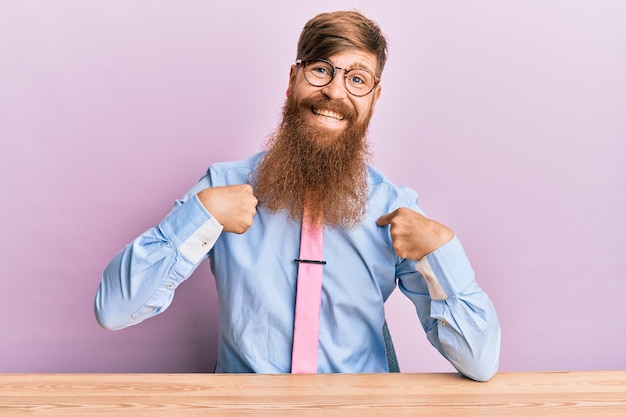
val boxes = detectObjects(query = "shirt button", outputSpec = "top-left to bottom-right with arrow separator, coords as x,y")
166,283 -> 174,290
201,240 -> 209,247
439,319 -> 446,326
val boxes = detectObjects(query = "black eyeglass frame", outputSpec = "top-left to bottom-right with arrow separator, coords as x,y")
295,59 -> 380,97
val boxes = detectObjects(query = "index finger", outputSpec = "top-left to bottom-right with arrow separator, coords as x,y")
376,210 -> 398,226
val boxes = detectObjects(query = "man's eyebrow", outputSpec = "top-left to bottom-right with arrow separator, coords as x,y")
333,61 -> 376,74
350,63 -> 374,73
325,57 -> 377,74
348,62 -> 374,72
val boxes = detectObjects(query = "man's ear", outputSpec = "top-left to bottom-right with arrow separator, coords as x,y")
287,64 -> 298,95
370,84 -> 382,116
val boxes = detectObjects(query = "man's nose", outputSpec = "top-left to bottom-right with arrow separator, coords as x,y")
321,73 -> 348,99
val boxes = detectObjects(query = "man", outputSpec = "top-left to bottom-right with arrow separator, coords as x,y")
95,10 -> 501,381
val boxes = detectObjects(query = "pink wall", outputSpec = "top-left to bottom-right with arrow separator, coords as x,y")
1,1 -> 624,373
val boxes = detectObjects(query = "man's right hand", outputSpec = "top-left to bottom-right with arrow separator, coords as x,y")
196,185 -> 258,234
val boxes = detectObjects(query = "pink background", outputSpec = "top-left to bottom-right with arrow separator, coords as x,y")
1,1 -> 624,373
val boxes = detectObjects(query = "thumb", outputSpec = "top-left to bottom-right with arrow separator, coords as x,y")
376,210 -> 397,226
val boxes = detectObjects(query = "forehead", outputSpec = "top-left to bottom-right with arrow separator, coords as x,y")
326,49 -> 378,73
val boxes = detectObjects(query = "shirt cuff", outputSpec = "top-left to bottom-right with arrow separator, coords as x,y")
416,236 -> 475,298
157,194 -> 224,264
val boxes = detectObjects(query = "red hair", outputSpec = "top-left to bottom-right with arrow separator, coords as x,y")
296,11 -> 388,77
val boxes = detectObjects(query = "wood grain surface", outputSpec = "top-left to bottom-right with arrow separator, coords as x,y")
1,371 -> 624,416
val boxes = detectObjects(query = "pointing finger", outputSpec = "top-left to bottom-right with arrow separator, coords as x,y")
376,210 -> 397,226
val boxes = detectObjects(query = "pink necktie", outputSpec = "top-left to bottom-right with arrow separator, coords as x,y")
291,211 -> 324,374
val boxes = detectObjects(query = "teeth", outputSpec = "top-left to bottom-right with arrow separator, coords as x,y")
314,108 -> 344,120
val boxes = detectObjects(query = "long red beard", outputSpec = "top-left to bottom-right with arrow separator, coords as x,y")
253,93 -> 372,229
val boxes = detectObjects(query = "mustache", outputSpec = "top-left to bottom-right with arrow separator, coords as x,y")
296,95 -> 358,124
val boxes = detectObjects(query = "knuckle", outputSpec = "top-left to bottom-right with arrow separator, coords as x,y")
235,223 -> 250,234
389,228 -> 402,240
393,241 -> 411,259
392,241 -> 402,253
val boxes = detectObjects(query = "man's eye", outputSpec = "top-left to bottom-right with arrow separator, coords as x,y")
350,75 -> 364,84
312,67 -> 328,75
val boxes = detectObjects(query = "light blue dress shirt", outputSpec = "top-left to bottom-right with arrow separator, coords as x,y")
95,152 -> 501,381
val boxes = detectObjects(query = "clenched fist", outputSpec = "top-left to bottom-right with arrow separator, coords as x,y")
376,207 -> 454,260
197,184 -> 258,234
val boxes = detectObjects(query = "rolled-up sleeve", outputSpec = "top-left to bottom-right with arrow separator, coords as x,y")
95,188 -> 223,331
398,237 -> 501,381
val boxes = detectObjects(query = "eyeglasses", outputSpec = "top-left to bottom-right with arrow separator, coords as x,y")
296,59 -> 380,97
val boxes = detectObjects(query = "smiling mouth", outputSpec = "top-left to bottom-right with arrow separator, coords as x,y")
312,107 -> 345,122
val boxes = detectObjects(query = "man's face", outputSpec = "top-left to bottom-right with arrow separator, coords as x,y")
253,49 -> 382,228
287,49 -> 382,143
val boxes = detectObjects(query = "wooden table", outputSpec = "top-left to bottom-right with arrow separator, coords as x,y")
1,371 -> 624,416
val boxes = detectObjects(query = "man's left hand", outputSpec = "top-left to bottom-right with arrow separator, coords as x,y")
376,208 -> 455,260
